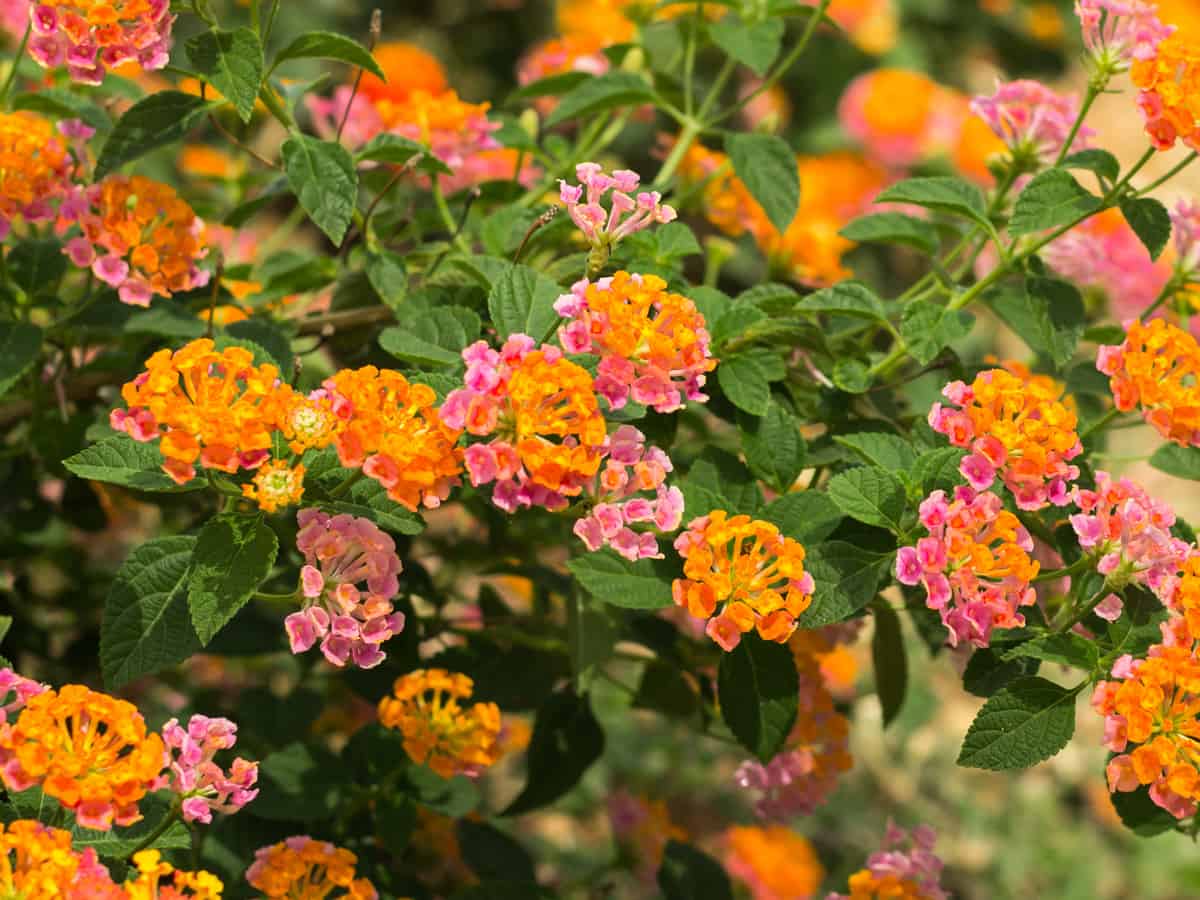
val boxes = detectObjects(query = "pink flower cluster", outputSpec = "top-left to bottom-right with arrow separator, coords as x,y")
895,488 -> 1040,648
1075,0 -> 1172,72
0,0 -> 27,39
826,822 -> 949,900
0,668 -> 46,723
28,0 -> 174,85
558,162 -> 677,248
159,715 -> 258,825
970,79 -> 1093,165
285,509 -> 407,670
573,425 -> 684,561
1070,472 -> 1189,608
554,272 -> 715,414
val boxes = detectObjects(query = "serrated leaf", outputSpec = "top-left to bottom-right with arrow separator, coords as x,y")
1002,633 -> 1099,670
991,277 -> 1085,370
379,306 -> 479,367
871,602 -> 907,726
799,541 -> 890,627
487,263 -> 562,342
503,688 -> 604,815
273,31 -> 384,79
710,17 -> 783,76
1150,443 -> 1200,480
876,177 -> 988,229
718,635 -> 798,762
13,89 -> 110,131
64,436 -> 205,493
797,280 -> 887,321
281,135 -> 358,244
356,133 -> 452,175
544,72 -> 654,128
760,492 -> 842,544
1009,169 -> 1102,236
9,239 -> 66,296
0,322 -> 42,399
328,478 -> 425,536
566,550 -> 674,609
567,590 -> 617,692
96,92 -> 213,178
658,841 -> 734,900
711,304 -> 767,347
963,644 -> 1040,697
187,514 -> 278,645
739,402 -> 806,493
832,359 -> 870,393
1120,196 -> 1172,261
1063,149 -> 1119,183
911,447 -> 966,493
684,449 -> 764,515
727,132 -> 799,233
834,432 -> 916,472
827,467 -> 905,531
840,211 -> 940,255
957,676 -> 1077,770
900,298 -> 973,365
186,27 -> 264,122
718,354 -> 771,415
101,536 -> 201,689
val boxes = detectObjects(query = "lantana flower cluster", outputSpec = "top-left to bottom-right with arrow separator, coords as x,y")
558,163 -> 677,274
838,68 -> 961,168
826,822 -> 949,900
572,425 -> 684,561
286,508 -> 407,670
1131,25 -> 1200,151
377,669 -> 502,779
1098,319 -> 1200,447
929,367 -> 1082,510
555,271 -> 716,413
246,836 -> 377,899
969,78 -> 1092,166
896,488 -> 1040,648
27,0 -> 175,85
124,849 -> 224,899
723,824 -> 825,900
1077,0 -> 1173,76
159,715 -> 259,825
0,819 -> 119,899
0,110 -> 74,239
672,510 -> 815,651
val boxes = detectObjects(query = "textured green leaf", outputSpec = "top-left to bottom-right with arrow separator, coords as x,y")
328,478 -> 426,536
718,354 -> 771,415
487,263 -> 562,342
186,27 -> 264,122
1002,633 -> 1099,671
760,492 -> 842,544
992,277 -> 1085,370
900,298 -> 974,365
911,447 -> 967,494
727,132 -> 799,232
9,239 -> 66,296
834,432 -> 916,472
840,211 -> 940,255
1120,196 -> 1172,261
871,602 -> 907,726
799,541 -> 890,627
566,550 -> 674,610
64,437 -> 205,493
659,841 -> 734,900
0,322 -> 42,399
503,689 -> 604,815
797,281 -> 886,321
379,306 -> 479,367
96,92 -> 213,178
827,467 -> 906,531
281,135 -> 359,244
356,133 -> 452,175
1010,169 -> 1102,236
876,177 -> 988,228
544,72 -> 654,128
833,359 -> 871,393
273,31 -> 384,79
255,742 -> 349,820
1063,149 -> 1119,183
101,536 -> 201,689
710,17 -> 783,76
963,645 -> 1040,697
957,676 -> 1077,770
187,514 -> 278,645
1151,443 -> 1200,480
739,402 -> 806,493
683,449 -> 765,515
718,635 -> 799,762
72,795 -> 190,858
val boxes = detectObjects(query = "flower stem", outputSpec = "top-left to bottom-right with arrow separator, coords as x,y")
0,24 -> 31,112
1053,84 -> 1098,168
126,801 -> 181,861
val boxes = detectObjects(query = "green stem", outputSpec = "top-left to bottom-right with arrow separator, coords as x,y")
1140,276 -> 1180,322
1136,151 -> 1198,197
254,589 -> 300,603
1033,553 -> 1095,584
126,801 -> 181,861
1079,407 -> 1120,441
328,468 -> 364,499
0,24 -> 31,111
1054,589 -> 1110,633
431,182 -> 471,254
652,118 -> 702,189
1053,84 -> 1099,168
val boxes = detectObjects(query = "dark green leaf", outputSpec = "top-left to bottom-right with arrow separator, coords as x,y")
187,514 -> 278,645
13,89 -> 110,131
991,277 -> 1085,370
658,841 -> 734,900
9,239 -> 66,296
957,676 -> 1077,770
963,645 -> 1040,697
718,354 -> 771,415
356,133 -> 453,175
186,27 -> 264,122
1151,443 -> 1200,480
739,402 -> 806,493
871,602 -> 907,726
488,263 -> 562,342
832,359 -> 871,393
96,92 -> 213,178
0,322 -> 41,399
64,437 -> 205,493
1010,169 -> 1102,236
379,306 -> 479,367
799,541 -> 890,627
567,590 -> 617,691
458,821 -> 537,884
503,689 -> 604,815
566,550 -> 674,610
1063,149 -> 1120,183
760,492 -> 842,544
827,467 -> 906,531
834,432 -> 916,472
718,635 -> 799,762
1002,633 -> 1099,671
710,17 -> 784,76
254,742 -> 348,820
1111,787 -> 1178,837
911,447 -> 966,494
544,72 -> 655,128
876,177 -> 988,229
1120,196 -> 1172,261
797,281 -> 886,321
900,298 -> 974,365
273,31 -> 384,79
281,135 -> 359,244
840,211 -> 940,255
727,132 -> 799,232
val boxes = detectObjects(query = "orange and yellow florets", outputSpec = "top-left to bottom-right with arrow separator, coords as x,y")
246,836 -> 377,899
377,669 -> 502,779
0,111 -> 73,237
1098,319 -> 1200,447
124,850 -> 224,900
723,825 -> 825,900
672,511 -> 815,652
1133,32 -> 1200,151
0,819 -> 90,899
0,685 -> 165,831
242,460 -> 307,514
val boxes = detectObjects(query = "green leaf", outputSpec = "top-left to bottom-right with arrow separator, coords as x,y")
13,88 -> 110,132
871,602 -> 907,726
96,92 -> 213,177
566,550 -> 674,610
272,31 -> 384,79
1150,443 -> 1200,480
9,239 -> 66,296
658,841 -> 734,900
64,436 -> 205,493
487,263 -> 562,342
760,492 -> 842,544
963,645 -> 1040,697
566,590 -> 617,692
458,821 -> 537,884
100,536 -> 201,689
832,359 -> 870,393
125,303 -> 207,339
876,177 -> 988,229
281,135 -> 359,244
356,133 -> 453,175
366,249 -> 408,309
1063,149 -> 1120,183
727,132 -> 799,232
796,281 -> 886,321
718,635 -> 798,762
991,277 -> 1085,370
683,448 -> 765,515
739,402 -> 806,493
911,447 -> 966,494
187,514 -> 278,645
799,541 -> 890,627
827,467 -> 906,531
1120,196 -> 1172,261
0,322 -> 41,399
634,661 -> 700,721
900,298 -> 974,365
709,17 -> 783,76
544,72 -> 655,128
503,688 -> 604,815
1009,169 -> 1102,236
509,70 -> 592,101
72,795 -> 191,858
1002,633 -> 1099,671
255,741 -> 348,820
327,478 -> 426,536
718,354 -> 771,415
957,676 -> 1077,770
379,306 -> 479,367
834,432 -> 916,472
711,304 -> 767,347
185,27 -> 264,122
840,211 -> 940,255
1111,787 -> 1178,837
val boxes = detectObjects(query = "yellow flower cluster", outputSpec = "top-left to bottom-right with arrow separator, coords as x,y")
246,836 -> 377,899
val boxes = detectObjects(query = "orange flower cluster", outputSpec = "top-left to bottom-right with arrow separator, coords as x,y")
1097,319 -> 1200,447
111,339 -> 291,486
242,460 -> 307,514
64,175 -> 209,306
359,42 -> 448,102
246,836 -> 377,899
839,68 -> 958,167
0,685 -> 165,830
1133,32 -> 1200,151
377,669 -> 502,779
672,511 -> 815,652
818,0 -> 899,55
0,111 -> 73,238
0,820 -> 89,900
124,850 -> 223,900
322,366 -> 464,511
722,825 -> 824,900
